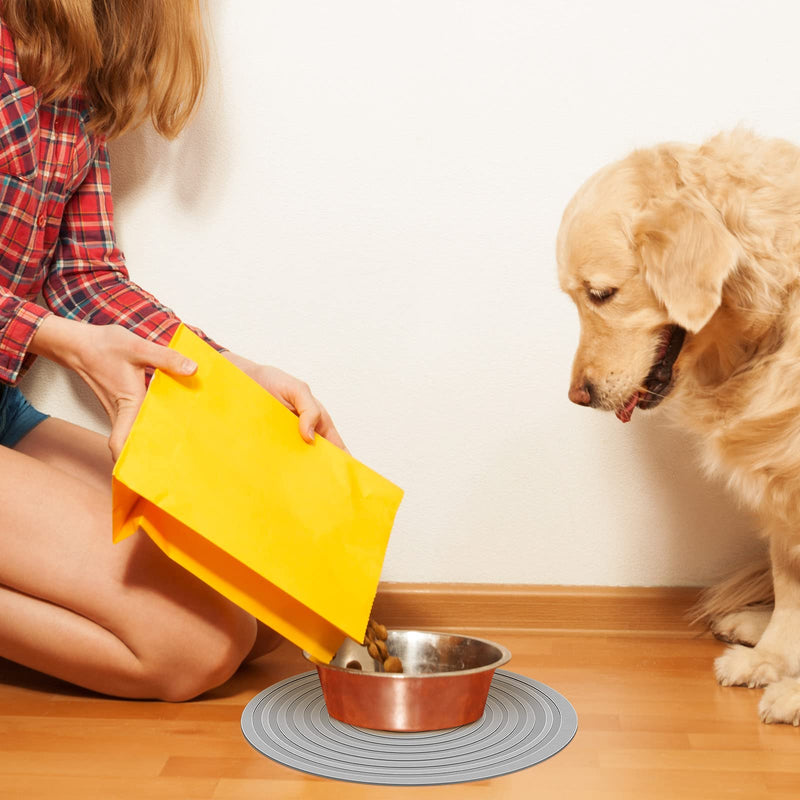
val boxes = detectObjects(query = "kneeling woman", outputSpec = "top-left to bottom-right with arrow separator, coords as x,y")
0,1 -> 345,701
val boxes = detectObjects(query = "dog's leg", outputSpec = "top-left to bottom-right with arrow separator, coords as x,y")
714,534 -> 800,695
711,607 -> 773,646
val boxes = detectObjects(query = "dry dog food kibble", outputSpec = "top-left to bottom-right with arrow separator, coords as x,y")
363,618 -> 404,673
383,656 -> 403,673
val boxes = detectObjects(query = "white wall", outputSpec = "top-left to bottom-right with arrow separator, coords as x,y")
27,0 -> 798,586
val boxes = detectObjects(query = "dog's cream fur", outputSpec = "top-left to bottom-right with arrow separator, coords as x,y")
557,129 -> 800,725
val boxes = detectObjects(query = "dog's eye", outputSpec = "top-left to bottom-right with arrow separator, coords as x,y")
587,287 -> 618,305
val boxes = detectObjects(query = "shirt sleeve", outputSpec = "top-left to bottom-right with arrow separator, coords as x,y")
43,138 -> 225,352
0,288 -> 50,384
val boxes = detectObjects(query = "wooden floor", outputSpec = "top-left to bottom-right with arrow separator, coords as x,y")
2,628 -> 799,799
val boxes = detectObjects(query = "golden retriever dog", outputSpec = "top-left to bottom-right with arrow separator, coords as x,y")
557,129 -> 800,725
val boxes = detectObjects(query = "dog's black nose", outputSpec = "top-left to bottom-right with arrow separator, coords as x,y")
568,381 -> 594,407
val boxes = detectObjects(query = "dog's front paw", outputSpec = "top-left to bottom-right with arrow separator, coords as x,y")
714,644 -> 782,687
759,678 -> 800,725
710,608 -> 772,646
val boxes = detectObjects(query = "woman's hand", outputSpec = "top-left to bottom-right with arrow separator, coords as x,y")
222,351 -> 347,451
30,316 -> 346,459
30,316 -> 197,461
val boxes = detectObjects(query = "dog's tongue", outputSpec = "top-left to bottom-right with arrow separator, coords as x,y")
615,392 -> 639,423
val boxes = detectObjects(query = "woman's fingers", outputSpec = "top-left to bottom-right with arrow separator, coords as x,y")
301,406 -> 348,451
109,401 -> 137,461
137,340 -> 197,377
315,407 -> 348,451
103,336 -> 196,460
291,381 -> 322,443
107,384 -> 148,461
292,386 -> 347,451
203,352 -> 350,452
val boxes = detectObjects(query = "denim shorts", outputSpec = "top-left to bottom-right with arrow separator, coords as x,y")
0,383 -> 49,448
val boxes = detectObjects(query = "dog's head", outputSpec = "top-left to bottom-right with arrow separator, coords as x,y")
557,145 -> 742,421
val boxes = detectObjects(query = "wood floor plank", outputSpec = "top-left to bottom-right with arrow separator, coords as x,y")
598,747 -> 800,774
1,775 -> 219,800
0,750 -> 168,778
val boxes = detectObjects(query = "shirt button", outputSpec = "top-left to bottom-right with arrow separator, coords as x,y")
37,214 -> 47,227
53,118 -> 63,132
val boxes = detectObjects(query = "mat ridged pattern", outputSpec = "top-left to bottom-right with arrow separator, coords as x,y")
241,669 -> 578,785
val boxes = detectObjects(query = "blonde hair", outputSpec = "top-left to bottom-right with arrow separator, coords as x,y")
4,0 -> 207,140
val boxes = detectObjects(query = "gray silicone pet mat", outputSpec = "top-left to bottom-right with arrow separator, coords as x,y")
241,669 -> 578,786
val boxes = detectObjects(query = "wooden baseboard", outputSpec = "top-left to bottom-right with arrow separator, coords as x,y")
371,583 -> 706,637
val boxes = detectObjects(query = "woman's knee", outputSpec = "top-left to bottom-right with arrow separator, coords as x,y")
142,610 -> 258,702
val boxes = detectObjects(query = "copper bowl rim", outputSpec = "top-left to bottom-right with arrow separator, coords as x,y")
302,629 -> 512,679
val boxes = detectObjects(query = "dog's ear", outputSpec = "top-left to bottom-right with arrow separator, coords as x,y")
633,192 -> 741,332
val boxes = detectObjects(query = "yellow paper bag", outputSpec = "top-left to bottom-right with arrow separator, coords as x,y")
111,324 -> 404,663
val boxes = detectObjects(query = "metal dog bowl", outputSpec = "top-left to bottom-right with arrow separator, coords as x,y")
303,630 -> 512,731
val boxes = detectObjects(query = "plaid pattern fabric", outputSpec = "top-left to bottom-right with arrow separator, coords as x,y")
0,21 -> 221,385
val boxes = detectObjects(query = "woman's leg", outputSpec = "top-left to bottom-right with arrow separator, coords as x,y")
14,417 -> 115,494
1,418 -> 278,700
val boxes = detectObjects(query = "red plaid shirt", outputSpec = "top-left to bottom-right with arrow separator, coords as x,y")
0,20 -> 220,385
